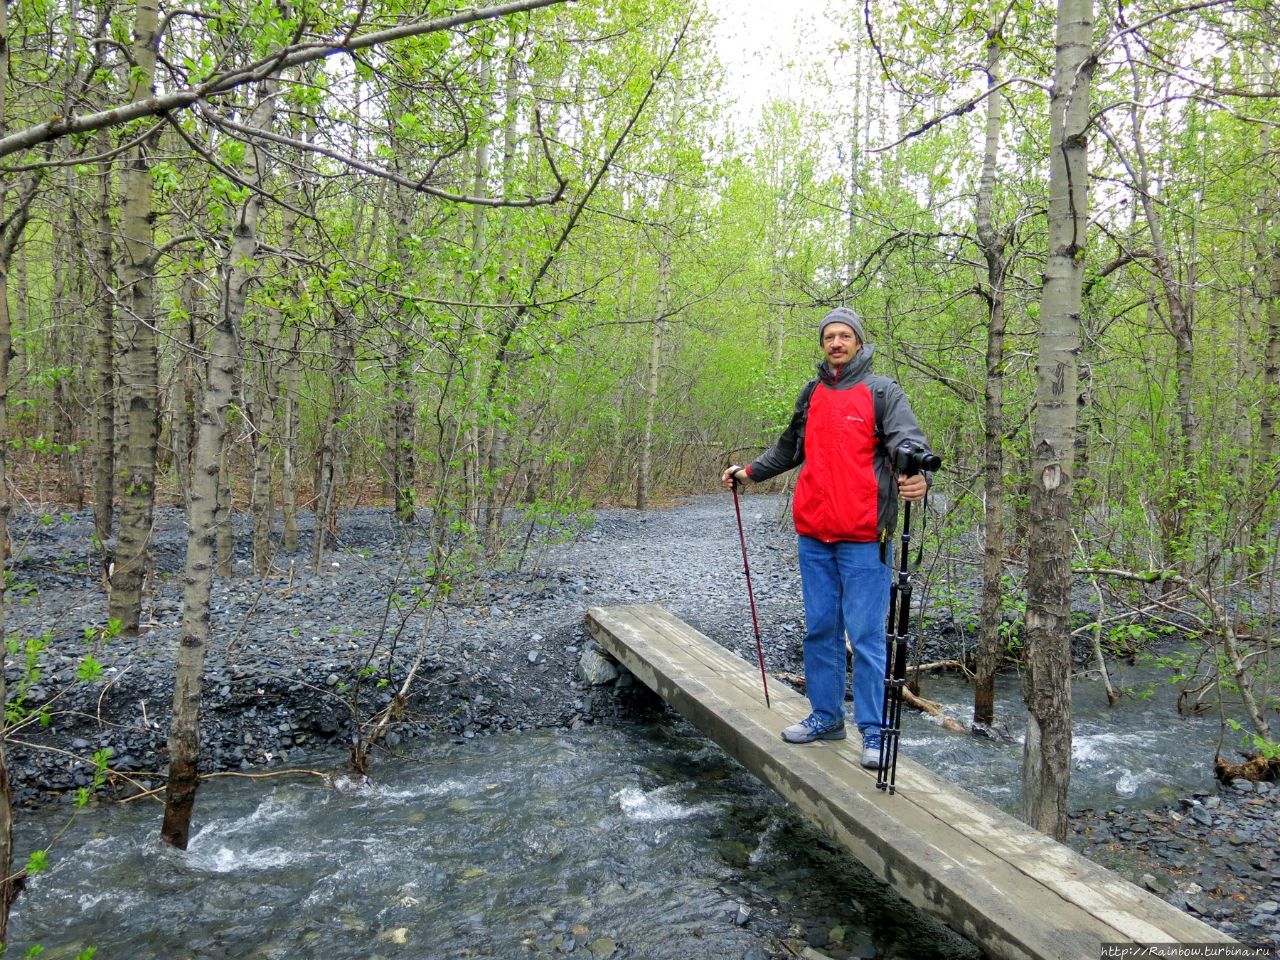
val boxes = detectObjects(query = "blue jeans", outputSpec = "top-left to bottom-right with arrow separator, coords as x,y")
796,536 -> 891,732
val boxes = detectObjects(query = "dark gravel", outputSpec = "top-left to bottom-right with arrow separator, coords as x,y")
5,494 -> 1277,951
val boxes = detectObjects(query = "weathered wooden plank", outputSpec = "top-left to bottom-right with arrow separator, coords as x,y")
585,604 -> 1234,960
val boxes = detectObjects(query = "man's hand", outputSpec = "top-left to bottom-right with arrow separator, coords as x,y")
722,465 -> 748,490
897,473 -> 927,502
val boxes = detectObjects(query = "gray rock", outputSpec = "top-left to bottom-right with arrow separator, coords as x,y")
576,646 -> 619,686
1142,873 -> 1174,894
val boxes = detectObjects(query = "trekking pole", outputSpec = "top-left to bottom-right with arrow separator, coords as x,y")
877,499 -> 913,794
731,479 -> 771,708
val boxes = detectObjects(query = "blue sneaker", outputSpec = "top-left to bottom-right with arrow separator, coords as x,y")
861,730 -> 885,769
781,714 -> 847,744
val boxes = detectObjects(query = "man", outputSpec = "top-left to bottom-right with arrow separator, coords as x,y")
722,306 -> 932,769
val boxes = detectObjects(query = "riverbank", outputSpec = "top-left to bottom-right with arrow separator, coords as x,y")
6,495 -> 1278,953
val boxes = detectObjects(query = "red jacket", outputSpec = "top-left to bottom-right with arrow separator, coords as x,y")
746,345 -> 931,543
792,380 -> 880,542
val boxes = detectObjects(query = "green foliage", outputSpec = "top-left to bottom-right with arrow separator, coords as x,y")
5,632 -> 52,726
24,849 -> 48,876
75,656 -> 104,683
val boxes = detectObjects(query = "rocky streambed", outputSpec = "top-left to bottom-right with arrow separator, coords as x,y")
5,494 -> 1278,953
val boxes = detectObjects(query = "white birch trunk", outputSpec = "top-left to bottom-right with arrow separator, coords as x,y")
161,81 -> 276,848
1023,0 -> 1094,842
109,0 -> 162,635
974,3 -> 1008,731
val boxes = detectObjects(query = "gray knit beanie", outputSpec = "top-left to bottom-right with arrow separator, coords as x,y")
818,306 -> 865,344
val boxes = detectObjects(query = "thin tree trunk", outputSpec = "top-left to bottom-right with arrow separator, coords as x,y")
109,0 -> 162,635
160,269 -> 240,849
91,140 -> 115,557
281,323 -> 300,552
53,172 -> 86,504
0,0 -> 25,929
311,317 -> 354,570
482,36 -> 523,549
311,172 -> 368,569
636,299 -> 666,510
251,310 -> 279,573
1023,0 -> 1093,843
1255,120 -> 1279,472
390,193 -> 416,524
215,429 -> 233,576
637,221 -> 672,511
0,256 -> 15,944
973,4 -> 1008,732
467,59 -> 493,538
278,133 -> 308,553
1115,48 -> 1196,567
172,275 -> 200,508
162,79 -> 275,848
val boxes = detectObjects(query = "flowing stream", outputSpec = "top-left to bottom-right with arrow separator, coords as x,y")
11,661 -> 1223,960
904,655 -> 1222,812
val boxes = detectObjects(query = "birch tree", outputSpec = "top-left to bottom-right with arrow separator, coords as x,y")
162,79 -> 277,848
973,0 -> 1013,733
0,0 -> 19,932
1023,0 -> 1094,841
108,0 -> 163,635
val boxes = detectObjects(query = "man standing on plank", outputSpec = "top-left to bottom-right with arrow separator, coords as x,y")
723,306 -> 933,768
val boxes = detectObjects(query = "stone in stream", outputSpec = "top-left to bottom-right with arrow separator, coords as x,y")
587,938 -> 617,958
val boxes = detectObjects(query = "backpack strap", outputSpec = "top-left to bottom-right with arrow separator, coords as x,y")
798,376 -> 889,444
867,376 -> 892,453
796,377 -> 820,448
873,381 -> 888,444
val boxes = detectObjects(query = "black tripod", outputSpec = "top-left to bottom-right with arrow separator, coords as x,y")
877,498 -> 916,795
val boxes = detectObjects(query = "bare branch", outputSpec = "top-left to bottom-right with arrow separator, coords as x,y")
202,105 -> 566,207
871,77 -> 1051,153
0,0 -> 571,160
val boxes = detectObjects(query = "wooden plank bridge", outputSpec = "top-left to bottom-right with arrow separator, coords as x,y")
585,604 -> 1236,960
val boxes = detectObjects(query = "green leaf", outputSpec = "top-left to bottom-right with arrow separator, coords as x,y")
76,656 -> 104,683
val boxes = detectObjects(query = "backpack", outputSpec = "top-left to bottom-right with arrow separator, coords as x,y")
796,375 -> 891,452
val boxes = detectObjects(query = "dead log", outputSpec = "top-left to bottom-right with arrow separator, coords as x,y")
902,688 -> 969,734
1214,752 -> 1280,784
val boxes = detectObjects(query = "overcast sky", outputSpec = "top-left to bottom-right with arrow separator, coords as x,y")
706,0 -> 834,126
706,0 -> 832,128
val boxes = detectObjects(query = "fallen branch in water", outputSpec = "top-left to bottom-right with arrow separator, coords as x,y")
902,688 -> 969,734
908,658 -> 971,678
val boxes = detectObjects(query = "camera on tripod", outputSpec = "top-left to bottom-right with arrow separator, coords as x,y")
890,439 -> 941,476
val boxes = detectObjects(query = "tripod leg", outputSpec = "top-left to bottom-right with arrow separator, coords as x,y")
878,500 -> 915,795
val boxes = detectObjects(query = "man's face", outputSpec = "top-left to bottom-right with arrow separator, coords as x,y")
821,322 -> 861,366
